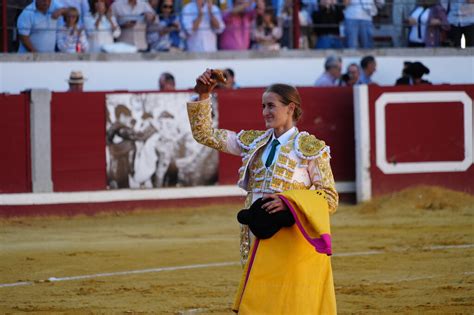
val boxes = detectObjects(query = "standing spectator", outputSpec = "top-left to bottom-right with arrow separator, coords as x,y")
279,0 -> 292,48
312,0 -> 345,49
158,72 -> 176,91
407,0 -> 450,47
111,0 -> 156,51
57,7 -> 89,52
148,0 -> 184,51
395,61 -> 432,85
85,0 -> 121,52
314,55 -> 342,86
252,7 -> 282,50
16,0 -> 65,53
343,0 -> 384,48
359,55 -> 376,84
56,0 -> 91,25
219,0 -> 256,50
181,0 -> 225,52
339,63 -> 360,86
67,70 -> 86,92
441,0 -> 474,47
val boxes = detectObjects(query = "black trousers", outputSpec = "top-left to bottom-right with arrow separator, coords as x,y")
448,23 -> 474,47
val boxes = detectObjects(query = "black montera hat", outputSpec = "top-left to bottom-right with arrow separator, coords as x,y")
237,198 -> 295,239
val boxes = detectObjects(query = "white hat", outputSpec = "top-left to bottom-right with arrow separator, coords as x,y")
67,71 -> 87,84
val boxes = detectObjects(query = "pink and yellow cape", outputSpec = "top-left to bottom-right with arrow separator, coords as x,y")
233,190 -> 337,314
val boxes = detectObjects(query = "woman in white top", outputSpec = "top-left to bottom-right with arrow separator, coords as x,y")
85,0 -> 121,52
57,7 -> 89,53
252,8 -> 282,51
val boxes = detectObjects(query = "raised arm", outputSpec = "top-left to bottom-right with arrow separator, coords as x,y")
187,69 -> 242,156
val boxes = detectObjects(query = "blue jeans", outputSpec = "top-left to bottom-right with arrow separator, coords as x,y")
344,19 -> 374,49
315,35 -> 344,49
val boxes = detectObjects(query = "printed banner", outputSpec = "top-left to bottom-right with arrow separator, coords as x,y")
105,92 -> 218,189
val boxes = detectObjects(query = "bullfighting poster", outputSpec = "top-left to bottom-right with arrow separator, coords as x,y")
105,92 -> 218,189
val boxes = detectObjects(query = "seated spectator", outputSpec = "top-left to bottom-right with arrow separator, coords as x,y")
343,0 -> 384,48
441,0 -> 474,47
158,72 -> 176,91
252,8 -> 282,50
111,0 -> 156,51
219,0 -> 256,50
85,0 -> 121,52
68,70 -> 86,92
17,0 -> 65,53
57,7 -> 89,53
312,0 -> 344,49
181,0 -> 225,52
314,55 -> 342,86
225,68 -> 240,89
395,61 -> 432,85
339,63 -> 360,86
359,55 -> 376,84
56,0 -> 91,25
407,0 -> 450,47
148,0 -> 184,51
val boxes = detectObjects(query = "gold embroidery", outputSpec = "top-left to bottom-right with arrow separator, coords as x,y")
297,134 -> 326,158
187,100 -> 229,153
238,130 -> 266,148
312,156 -> 338,213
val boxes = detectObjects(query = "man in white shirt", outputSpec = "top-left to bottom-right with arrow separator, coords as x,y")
441,0 -> 474,47
343,0 -> 384,48
181,0 -> 225,52
111,0 -> 156,51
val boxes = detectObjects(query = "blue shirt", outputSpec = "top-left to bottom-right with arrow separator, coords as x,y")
261,127 -> 297,167
17,1 -> 61,53
358,71 -> 373,84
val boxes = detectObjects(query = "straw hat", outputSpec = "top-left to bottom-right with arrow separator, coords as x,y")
67,71 -> 87,84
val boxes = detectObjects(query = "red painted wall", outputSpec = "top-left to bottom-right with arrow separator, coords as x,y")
0,93 -> 31,193
216,87 -> 355,185
367,85 -> 474,196
51,92 -> 107,191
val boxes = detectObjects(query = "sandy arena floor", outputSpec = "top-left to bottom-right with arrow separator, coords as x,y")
0,186 -> 473,314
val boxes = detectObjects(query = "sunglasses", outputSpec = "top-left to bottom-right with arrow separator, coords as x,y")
162,4 -> 173,8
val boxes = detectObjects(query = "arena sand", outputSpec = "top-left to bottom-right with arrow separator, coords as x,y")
0,186 -> 473,314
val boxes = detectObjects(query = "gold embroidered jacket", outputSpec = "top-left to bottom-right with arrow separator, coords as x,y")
187,97 -> 338,213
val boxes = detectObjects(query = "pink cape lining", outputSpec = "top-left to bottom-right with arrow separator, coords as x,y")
279,195 -> 332,256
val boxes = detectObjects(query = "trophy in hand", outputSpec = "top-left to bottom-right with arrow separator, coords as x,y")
194,69 -> 227,95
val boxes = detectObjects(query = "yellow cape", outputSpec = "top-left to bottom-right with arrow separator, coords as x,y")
233,190 -> 337,314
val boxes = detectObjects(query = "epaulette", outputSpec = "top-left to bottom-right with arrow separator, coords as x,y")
294,132 -> 329,160
237,130 -> 270,150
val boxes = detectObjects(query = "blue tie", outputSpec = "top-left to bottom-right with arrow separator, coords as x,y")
265,139 -> 280,168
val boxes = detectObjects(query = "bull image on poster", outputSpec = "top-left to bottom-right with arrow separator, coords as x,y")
105,92 -> 218,189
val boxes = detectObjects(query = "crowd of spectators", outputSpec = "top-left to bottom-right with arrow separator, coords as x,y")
12,0 -> 473,53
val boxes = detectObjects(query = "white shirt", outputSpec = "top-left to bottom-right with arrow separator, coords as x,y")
261,127 -> 297,167
408,7 -> 430,44
111,0 -> 155,50
85,14 -> 121,52
181,1 -> 225,52
441,0 -> 474,27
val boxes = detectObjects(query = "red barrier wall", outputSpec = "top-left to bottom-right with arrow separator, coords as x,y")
367,85 -> 474,196
216,87 -> 355,185
51,92 -> 107,191
0,93 -> 31,193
